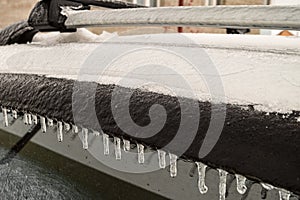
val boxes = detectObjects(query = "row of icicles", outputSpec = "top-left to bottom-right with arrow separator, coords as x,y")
0,107 -> 295,200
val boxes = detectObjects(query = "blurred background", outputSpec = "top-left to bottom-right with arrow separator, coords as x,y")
0,0 -> 299,36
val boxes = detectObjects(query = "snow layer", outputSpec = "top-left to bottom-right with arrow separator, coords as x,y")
64,6 -> 300,30
0,31 -> 299,113
32,29 -> 117,45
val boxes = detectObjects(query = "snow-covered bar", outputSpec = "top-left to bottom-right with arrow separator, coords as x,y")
64,5 -> 300,30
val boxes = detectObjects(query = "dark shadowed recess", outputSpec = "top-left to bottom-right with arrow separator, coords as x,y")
0,73 -> 299,195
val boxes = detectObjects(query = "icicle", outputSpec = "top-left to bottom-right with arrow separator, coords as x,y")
236,174 -> 247,194
23,113 -> 29,125
82,128 -> 89,150
73,125 -> 79,133
2,108 -> 8,127
157,150 -> 166,169
12,110 -> 18,119
57,121 -> 63,142
92,130 -> 100,136
47,118 -> 54,127
196,162 -> 208,194
28,114 -> 32,125
261,183 -> 274,191
103,133 -> 109,155
169,153 -> 178,178
218,169 -> 228,200
137,144 -> 145,164
32,115 -> 38,125
40,116 -> 47,133
64,123 -> 71,132
279,189 -> 291,200
114,137 -> 121,160
123,139 -> 130,152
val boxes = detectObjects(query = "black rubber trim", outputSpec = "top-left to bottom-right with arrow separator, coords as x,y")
0,21 -> 38,46
0,73 -> 299,195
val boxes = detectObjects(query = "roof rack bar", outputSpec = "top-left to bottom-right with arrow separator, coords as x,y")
64,5 -> 300,31
28,0 -> 146,32
71,0 -> 146,9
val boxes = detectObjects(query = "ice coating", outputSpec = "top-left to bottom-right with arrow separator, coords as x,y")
261,183 -> 275,191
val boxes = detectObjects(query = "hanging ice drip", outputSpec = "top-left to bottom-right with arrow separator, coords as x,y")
169,153 -> 178,178
23,113 -> 29,125
72,125 -> 79,133
157,150 -> 166,169
12,110 -> 18,119
114,137 -> 122,160
92,130 -> 100,136
279,189 -> 291,200
218,169 -> 228,200
196,162 -> 208,194
236,174 -> 247,194
32,115 -> 38,125
103,133 -> 110,155
64,123 -> 71,132
82,128 -> 89,150
47,118 -> 54,127
40,116 -> 47,133
57,121 -> 63,142
137,144 -> 145,164
123,139 -> 130,152
2,107 -> 8,127
28,114 -> 32,125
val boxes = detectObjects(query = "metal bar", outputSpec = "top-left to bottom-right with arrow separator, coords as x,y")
64,5 -> 300,30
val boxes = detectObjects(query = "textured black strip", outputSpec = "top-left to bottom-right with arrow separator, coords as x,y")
0,73 -> 299,195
